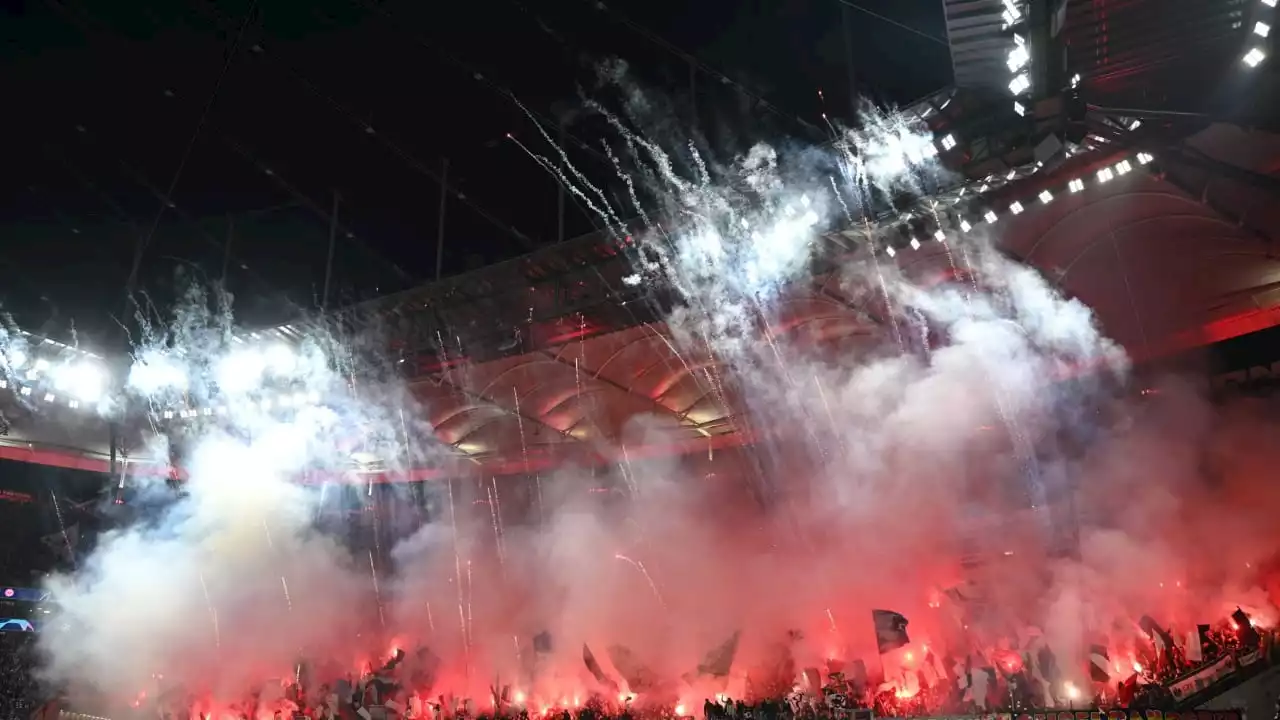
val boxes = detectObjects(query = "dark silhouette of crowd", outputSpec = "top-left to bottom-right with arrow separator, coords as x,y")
0,632 -> 38,720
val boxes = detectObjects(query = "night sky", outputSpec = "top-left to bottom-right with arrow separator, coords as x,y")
0,0 -> 951,347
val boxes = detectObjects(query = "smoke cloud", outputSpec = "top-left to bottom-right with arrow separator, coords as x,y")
30,72 -> 1280,717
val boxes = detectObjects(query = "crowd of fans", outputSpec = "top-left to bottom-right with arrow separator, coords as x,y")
0,632 -> 39,720
0,613 -> 1270,720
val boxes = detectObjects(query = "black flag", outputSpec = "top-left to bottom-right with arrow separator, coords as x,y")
533,631 -> 553,655
1232,608 -> 1262,647
1088,644 -> 1110,682
696,631 -> 741,678
1138,615 -> 1175,653
582,644 -> 617,690
872,610 -> 910,654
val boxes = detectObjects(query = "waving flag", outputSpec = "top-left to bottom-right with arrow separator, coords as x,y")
582,644 -> 617,690
871,610 -> 910,654
696,631 -> 741,678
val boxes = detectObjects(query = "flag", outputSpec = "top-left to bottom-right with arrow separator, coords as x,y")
1186,624 -> 1210,663
871,610 -> 910,654
1233,608 -> 1262,647
1138,615 -> 1174,653
582,645 -> 616,690
606,645 -> 658,691
532,631 -> 553,655
1088,644 -> 1110,682
696,631 -> 741,678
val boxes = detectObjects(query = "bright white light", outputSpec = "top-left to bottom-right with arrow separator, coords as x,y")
1257,22 -> 1271,38
1007,44 -> 1030,72
1070,73 -> 1081,88
1128,120 -> 1142,130
984,210 -> 998,224
1069,179 -> 1084,193
129,351 -> 188,395
43,393 -> 54,403
264,344 -> 297,375
1009,73 -> 1031,95
934,229 -> 947,242
1116,160 -> 1133,175
1097,167 -> 1115,183
1265,0 -> 1277,7
959,220 -> 972,233
885,246 -> 896,258
910,238 -> 921,251
1244,48 -> 1267,67
1014,101 -> 1027,117
940,134 -> 957,151
33,358 -> 49,374
4,349 -> 26,370
19,386 -> 31,397
1002,0 -> 1022,23
1039,190 -> 1054,204
217,349 -> 267,394
1136,152 -> 1154,165
1010,201 -> 1024,215
53,361 -> 107,404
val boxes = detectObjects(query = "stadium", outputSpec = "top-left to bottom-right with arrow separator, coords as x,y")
3,1 -> 1280,720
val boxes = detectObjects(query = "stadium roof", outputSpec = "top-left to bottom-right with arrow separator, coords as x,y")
4,122 -> 1280,480
3,0 -> 1280,480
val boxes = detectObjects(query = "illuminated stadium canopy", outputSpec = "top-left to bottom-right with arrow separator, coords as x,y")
1,0 -> 1278,482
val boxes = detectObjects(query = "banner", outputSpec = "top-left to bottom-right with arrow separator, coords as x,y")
1166,654 -> 1236,701
911,711 -> 1242,720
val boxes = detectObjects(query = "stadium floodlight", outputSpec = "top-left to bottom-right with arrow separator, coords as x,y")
1070,73 -> 1081,88
1255,22 -> 1271,38
1007,43 -> 1030,72
910,238 -> 921,251
959,220 -> 972,233
885,245 -> 896,258
1136,152 -> 1154,165
1069,179 -> 1085,193
1116,160 -> 1133,175
1010,201 -> 1025,215
935,229 -> 947,242
1244,48 -> 1267,68
1039,190 -> 1054,204
940,134 -> 957,151
1009,73 -> 1031,95
984,210 -> 998,224
1014,101 -> 1027,117
1097,167 -> 1115,183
